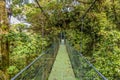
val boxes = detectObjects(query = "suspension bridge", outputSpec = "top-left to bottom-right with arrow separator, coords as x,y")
10,38 -> 107,80
0,0 -> 109,80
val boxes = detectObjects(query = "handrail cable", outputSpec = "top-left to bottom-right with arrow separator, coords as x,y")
79,0 -> 108,80
11,53 -> 45,80
11,43 -> 56,80
66,41 -> 108,80
79,53 -> 108,80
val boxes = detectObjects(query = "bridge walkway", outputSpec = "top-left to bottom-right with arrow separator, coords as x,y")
48,43 -> 76,80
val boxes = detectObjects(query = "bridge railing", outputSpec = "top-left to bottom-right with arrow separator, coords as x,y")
11,41 -> 59,80
66,40 -> 108,80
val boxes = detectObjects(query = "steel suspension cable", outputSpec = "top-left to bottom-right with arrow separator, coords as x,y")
35,0 -> 49,20
80,0 -> 97,19
35,0 -> 47,52
79,0 -> 107,79
80,0 -> 97,53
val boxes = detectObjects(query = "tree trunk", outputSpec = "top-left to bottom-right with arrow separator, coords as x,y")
0,0 -> 9,71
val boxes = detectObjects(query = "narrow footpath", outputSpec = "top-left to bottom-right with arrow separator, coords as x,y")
48,43 -> 76,80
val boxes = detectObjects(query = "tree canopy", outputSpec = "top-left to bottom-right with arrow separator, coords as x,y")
0,0 -> 120,79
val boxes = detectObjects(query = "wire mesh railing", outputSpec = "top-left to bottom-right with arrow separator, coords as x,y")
66,40 -> 108,80
11,41 -> 59,80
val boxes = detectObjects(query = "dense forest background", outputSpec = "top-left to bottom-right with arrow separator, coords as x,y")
0,0 -> 120,80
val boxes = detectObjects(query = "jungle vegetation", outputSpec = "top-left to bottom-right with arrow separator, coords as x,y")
0,0 -> 120,79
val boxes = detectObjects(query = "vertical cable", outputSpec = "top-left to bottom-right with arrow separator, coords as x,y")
42,22 -> 44,53
80,18 -> 84,78
80,18 -> 83,53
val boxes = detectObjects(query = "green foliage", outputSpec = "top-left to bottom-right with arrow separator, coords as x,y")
1,0 -> 120,79
3,30 -> 50,77
7,66 -> 19,76
59,0 -> 120,79
1,25 -> 8,30
32,1 -> 120,79
12,6 -> 22,16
